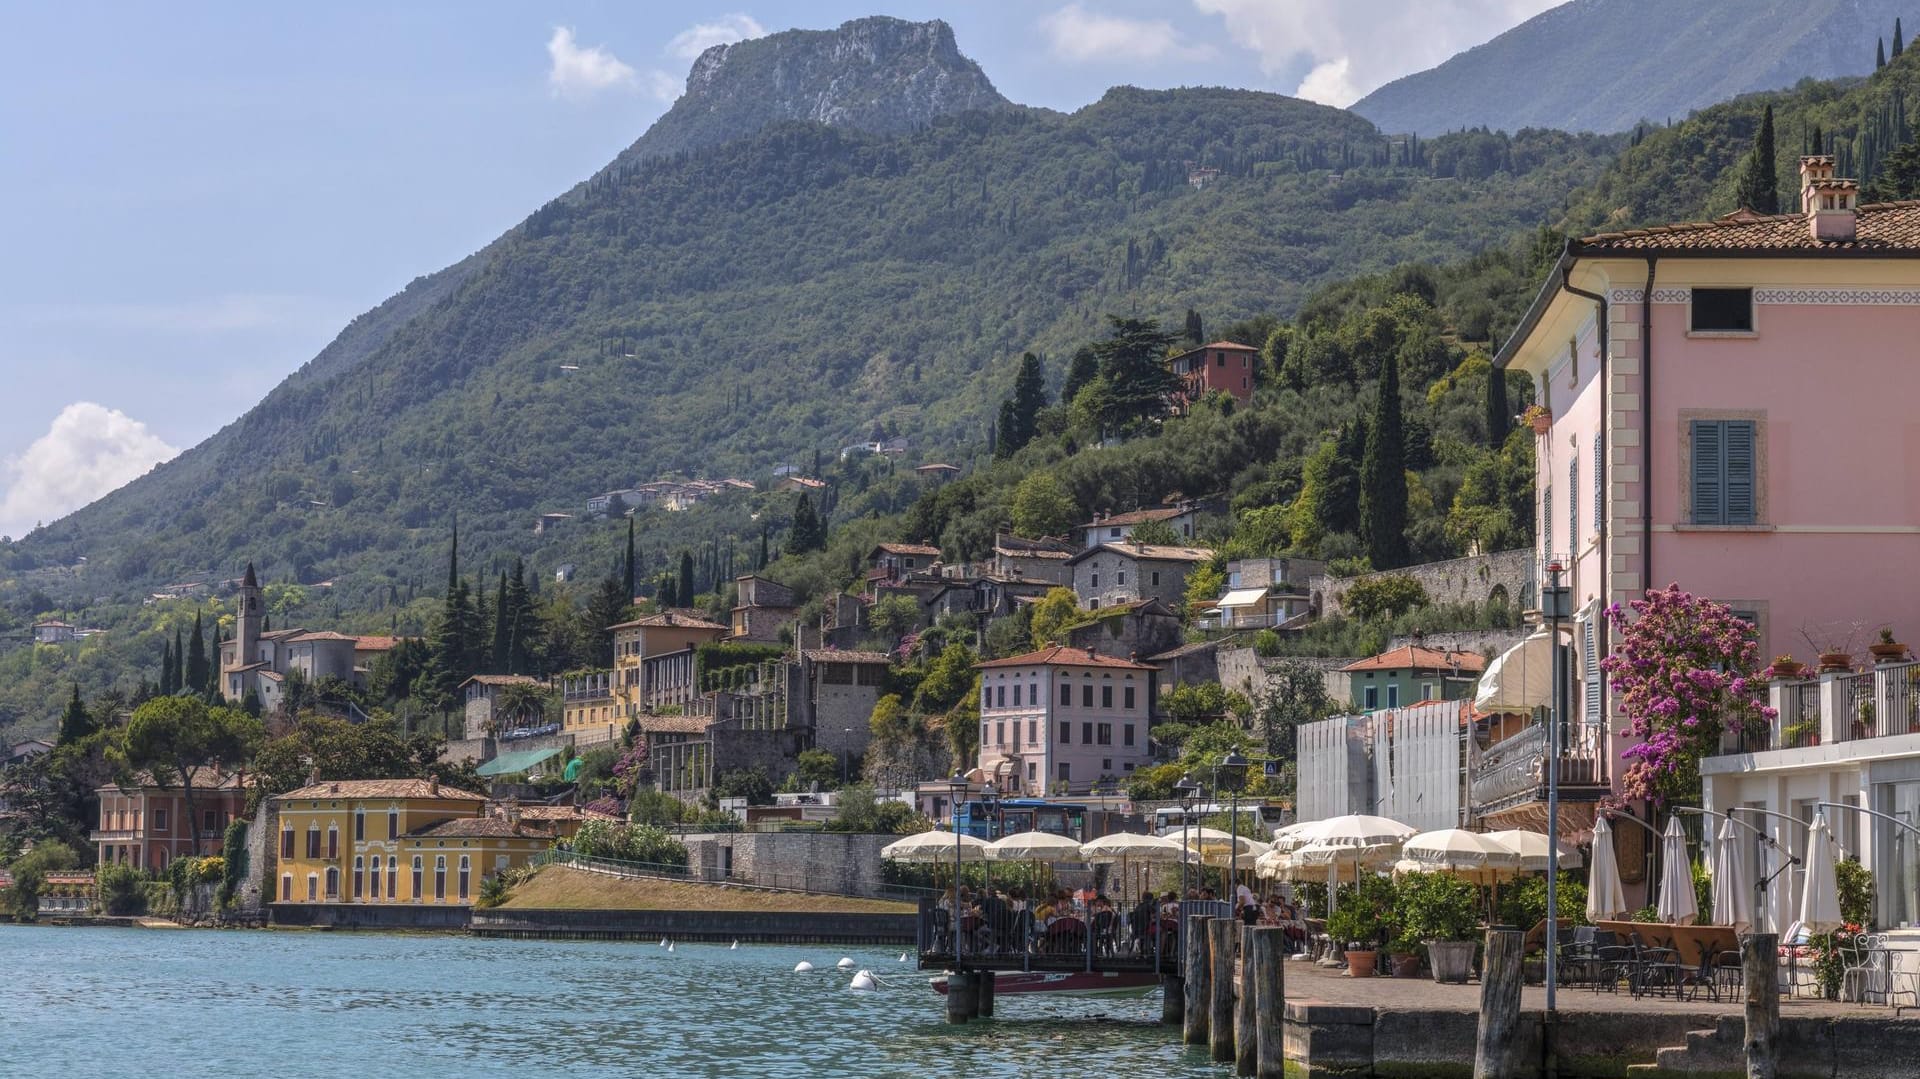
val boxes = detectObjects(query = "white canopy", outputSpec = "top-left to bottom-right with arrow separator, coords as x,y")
1079,832 -> 1184,863
881,830 -> 988,864
1586,816 -> 1629,921
1474,629 -> 1557,714
1269,819 -> 1325,853
1799,812 -> 1844,935
1403,828 -> 1523,871
1710,816 -> 1754,933
1301,814 -> 1417,852
1656,816 -> 1699,926
1486,829 -> 1584,872
987,830 -> 1086,862
1216,587 -> 1269,608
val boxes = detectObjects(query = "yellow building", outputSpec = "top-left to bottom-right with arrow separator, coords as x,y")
562,612 -> 728,744
271,779 -> 551,906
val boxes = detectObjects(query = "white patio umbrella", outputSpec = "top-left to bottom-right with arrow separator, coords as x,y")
1269,819 -> 1326,853
1656,816 -> 1699,926
881,830 -> 988,863
1798,812 -> 1843,935
1586,816 -> 1629,921
1079,832 -> 1183,863
1709,816 -> 1754,932
1486,829 -> 1585,872
1188,838 -> 1271,869
1399,828 -> 1522,884
1308,814 -> 1418,852
1180,825 -> 1268,854
1763,842 -> 1798,935
1474,629 -> 1557,713
987,830 -> 1087,862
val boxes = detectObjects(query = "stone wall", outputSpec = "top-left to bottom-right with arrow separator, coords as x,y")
235,798 -> 277,916
471,906 -> 915,944
1386,627 -> 1530,662
678,831 -> 897,897
1216,647 -> 1354,701
1309,547 -> 1536,621
271,902 -> 472,930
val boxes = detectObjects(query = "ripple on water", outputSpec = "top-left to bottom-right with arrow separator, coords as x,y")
0,927 -> 1230,1078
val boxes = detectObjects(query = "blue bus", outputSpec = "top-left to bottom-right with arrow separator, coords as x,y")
952,799 -> 1136,842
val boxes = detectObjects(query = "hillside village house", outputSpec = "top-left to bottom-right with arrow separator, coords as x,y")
869,543 -> 941,581
1074,504 -> 1200,549
729,576 -> 799,644
93,769 -> 248,870
218,564 -> 385,710
271,779 -> 550,906
31,620 -> 76,644
561,611 -> 729,742
460,674 -> 545,740
1497,156 -> 1920,919
974,646 -> 1156,796
988,532 -> 1075,586
1066,542 -> 1211,611
1167,340 -> 1257,408
1339,644 -> 1487,713
1202,556 -> 1326,630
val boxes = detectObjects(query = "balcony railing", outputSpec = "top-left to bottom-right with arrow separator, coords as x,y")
1470,723 -> 1607,811
1743,663 -> 1920,754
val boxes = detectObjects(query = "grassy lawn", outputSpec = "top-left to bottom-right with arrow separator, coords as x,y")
496,865 -> 915,914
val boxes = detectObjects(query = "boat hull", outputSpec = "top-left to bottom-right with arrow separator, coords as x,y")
929,970 -> 1159,998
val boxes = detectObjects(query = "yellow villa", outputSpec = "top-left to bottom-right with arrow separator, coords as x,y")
271,779 -> 552,906
561,611 -> 728,745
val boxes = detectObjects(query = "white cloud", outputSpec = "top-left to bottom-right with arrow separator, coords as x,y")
1192,0 -> 1561,106
1040,3 -> 1212,64
667,14 -> 767,61
643,70 -> 682,103
546,26 -> 637,100
0,403 -> 179,539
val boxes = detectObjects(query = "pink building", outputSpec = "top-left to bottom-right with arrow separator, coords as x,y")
974,646 -> 1155,796
1497,157 -> 1920,889
1168,341 -> 1257,408
92,769 -> 248,870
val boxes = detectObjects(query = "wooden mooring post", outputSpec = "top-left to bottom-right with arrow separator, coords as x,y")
1233,924 -> 1257,1075
946,971 -> 976,1025
1743,932 -> 1779,1079
1209,917 -> 1237,1063
1249,926 -> 1287,1079
1162,974 -> 1185,1026
1184,915 -> 1214,1045
977,969 -> 995,1018
1473,929 -> 1524,1079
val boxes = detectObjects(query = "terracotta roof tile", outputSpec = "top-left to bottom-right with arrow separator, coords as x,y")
1066,542 -> 1213,564
1576,201 -> 1920,253
1341,645 -> 1488,674
275,779 -> 486,802
606,612 -> 728,632
461,674 -> 542,687
976,645 -> 1154,671
285,631 -> 360,643
1081,507 -> 1188,528
408,817 -> 553,839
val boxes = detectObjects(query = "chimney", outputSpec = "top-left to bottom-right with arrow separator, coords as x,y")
1800,155 -> 1858,242
329,783 -> 339,795
429,777 -> 440,797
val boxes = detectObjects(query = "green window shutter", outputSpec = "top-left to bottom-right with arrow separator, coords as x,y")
1582,618 -> 1601,725
1593,432 -> 1605,536
1724,420 -> 1756,525
1569,450 -> 1579,552
1691,420 -> 1724,524
1543,484 -> 1552,558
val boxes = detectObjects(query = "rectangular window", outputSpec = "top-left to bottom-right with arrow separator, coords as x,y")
995,721 -> 1005,745
205,810 -> 217,834
1691,288 -> 1754,333
1422,682 -> 1436,700
388,811 -> 398,840
1101,685 -> 1113,708
1082,721 -> 1093,744
354,811 -> 365,842
306,830 -> 320,859
281,829 -> 294,859
1028,720 -> 1037,743
1123,724 -> 1135,746
1057,763 -> 1070,784
1059,722 -> 1070,744
1151,571 -> 1160,587
1117,570 -> 1126,586
353,860 -> 364,899
1060,683 -> 1072,706
1028,683 -> 1037,706
1387,684 -> 1400,708
1026,762 -> 1036,782
995,685 -> 1005,708
1096,723 -> 1112,746
1542,484 -> 1552,557
1593,432 -> 1605,537
1090,573 -> 1099,589
1124,686 -> 1135,710
1690,419 -> 1757,525
1011,683 -> 1021,707
1364,686 -> 1379,710
984,686 -> 992,710
152,808 -> 167,832
1082,684 -> 1093,707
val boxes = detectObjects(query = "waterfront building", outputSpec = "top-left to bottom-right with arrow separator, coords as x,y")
92,768 -> 248,870
973,646 -> 1156,796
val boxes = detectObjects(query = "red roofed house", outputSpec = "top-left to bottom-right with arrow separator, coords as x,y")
1339,644 -> 1487,713
869,542 -> 942,582
93,768 -> 249,870
974,646 -> 1156,796
1168,340 -> 1257,408
1075,503 -> 1200,549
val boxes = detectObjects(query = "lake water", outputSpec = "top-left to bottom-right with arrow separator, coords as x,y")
0,926 -> 1231,1078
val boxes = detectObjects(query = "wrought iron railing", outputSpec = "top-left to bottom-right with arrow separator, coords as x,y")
1882,661 -> 1920,739
1777,680 -> 1822,749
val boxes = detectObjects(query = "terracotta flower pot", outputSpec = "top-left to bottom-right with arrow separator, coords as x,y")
1768,663 -> 1806,681
1390,953 -> 1422,978
1870,643 -> 1908,663
1345,949 -> 1378,978
1530,415 -> 1552,435
1819,652 -> 1853,672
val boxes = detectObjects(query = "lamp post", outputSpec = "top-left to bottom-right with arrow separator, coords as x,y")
841,727 -> 854,786
1541,559 -> 1571,1015
1215,751 -> 1250,901
948,770 -> 969,960
1174,774 -> 1202,901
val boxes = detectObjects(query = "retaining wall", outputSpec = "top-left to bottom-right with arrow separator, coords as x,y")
469,907 -> 915,944
269,903 -> 472,930
1310,548 -> 1535,621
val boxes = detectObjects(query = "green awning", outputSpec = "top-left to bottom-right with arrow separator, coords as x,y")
476,746 -> 563,776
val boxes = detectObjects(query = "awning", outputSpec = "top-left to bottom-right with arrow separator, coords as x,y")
1217,587 -> 1268,608
1473,629 -> 1557,714
476,746 -> 564,777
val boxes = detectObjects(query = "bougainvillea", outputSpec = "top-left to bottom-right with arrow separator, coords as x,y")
1601,584 -> 1775,804
609,741 -> 650,799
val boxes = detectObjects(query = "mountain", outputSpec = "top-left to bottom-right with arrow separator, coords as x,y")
625,16 -> 1011,162
1352,0 -> 1900,135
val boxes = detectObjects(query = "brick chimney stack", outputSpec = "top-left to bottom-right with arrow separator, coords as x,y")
1801,155 -> 1858,242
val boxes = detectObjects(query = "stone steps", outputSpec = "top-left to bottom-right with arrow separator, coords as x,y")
1627,1016 -> 1743,1076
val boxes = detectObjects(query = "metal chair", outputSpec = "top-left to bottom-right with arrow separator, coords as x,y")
1628,932 -> 1686,998
1842,933 -> 1891,1004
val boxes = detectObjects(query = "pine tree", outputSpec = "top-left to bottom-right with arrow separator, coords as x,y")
789,494 -> 825,553
1183,307 -> 1204,344
1485,364 -> 1510,446
678,550 -> 696,605
993,398 -> 1021,459
185,610 -> 209,695
623,517 -> 637,600
58,684 -> 96,745
1360,349 -> 1409,570
1896,17 -> 1906,58
1735,105 -> 1779,213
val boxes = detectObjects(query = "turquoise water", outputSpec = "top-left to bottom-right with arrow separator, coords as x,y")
0,927 -> 1230,1078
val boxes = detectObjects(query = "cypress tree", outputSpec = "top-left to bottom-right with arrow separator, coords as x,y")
789,494 -> 824,553
173,628 -> 186,694
1183,307 -> 1204,344
185,610 -> 209,695
1896,17 -> 1906,58
160,638 -> 176,696
1485,364 -> 1510,446
469,574 -> 492,674
491,571 -> 510,672
58,684 -> 95,745
1360,349 -> 1409,570
623,517 -> 637,600
993,399 -> 1020,459
504,559 -> 538,675
1879,36 -> 1888,70
1009,352 -> 1048,451
585,574 -> 631,668
678,551 -> 696,605
758,526 -> 770,570
1735,105 -> 1779,214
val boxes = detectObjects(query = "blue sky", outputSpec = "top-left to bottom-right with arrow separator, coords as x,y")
0,1 -> 1557,539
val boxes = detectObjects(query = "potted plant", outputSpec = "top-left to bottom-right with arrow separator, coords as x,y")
1397,871 -> 1481,984
1818,650 -> 1853,673
1521,404 -> 1552,434
1856,700 -> 1876,740
1870,627 -> 1909,663
1766,655 -> 1807,680
1327,902 -> 1383,977
1386,933 -> 1423,978
1784,719 -> 1820,747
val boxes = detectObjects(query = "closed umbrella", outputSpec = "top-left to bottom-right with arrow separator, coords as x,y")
1763,842 -> 1798,935
1486,829 -> 1584,872
1656,816 -> 1699,926
1586,816 -> 1629,921
1710,816 -> 1753,931
881,830 -> 988,863
1799,812 -> 1843,935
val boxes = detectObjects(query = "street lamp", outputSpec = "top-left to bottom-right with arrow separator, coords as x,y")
948,769 -> 969,960
1216,751 -> 1250,901
1174,774 -> 1202,902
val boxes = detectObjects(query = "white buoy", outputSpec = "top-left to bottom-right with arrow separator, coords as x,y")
666,941 -> 675,952
849,969 -> 878,991
794,961 -> 815,973
897,952 -> 908,962
658,937 -> 668,948
730,941 -> 739,950
836,956 -> 856,970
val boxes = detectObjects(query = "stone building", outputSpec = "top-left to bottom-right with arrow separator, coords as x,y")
1066,542 -> 1212,611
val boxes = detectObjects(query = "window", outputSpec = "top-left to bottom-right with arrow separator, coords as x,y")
1151,571 -> 1160,587
370,856 -> 382,900
1117,571 -> 1126,586
984,685 -> 992,710
995,721 -> 1005,745
1059,683 -> 1072,706
355,811 -> 365,842
205,809 -> 218,834
306,875 -> 317,902
1364,686 -> 1379,710
388,811 -> 398,839
324,866 -> 339,899
1568,444 -> 1578,551
306,827 -> 321,859
1690,420 -> 1757,525
327,827 -> 338,860
1124,685 -> 1135,709
1123,724 -> 1135,746
1082,684 -> 1094,708
1691,288 -> 1754,333
282,828 -> 294,859
1593,432 -> 1605,537
458,856 -> 471,900
1028,683 -> 1037,706
1090,573 -> 1099,589
1387,684 -> 1400,708
1059,722 -> 1070,744
412,857 -> 423,899
995,685 -> 1005,708
152,808 -> 168,832
1421,682 -> 1436,701
981,722 -> 988,747
387,859 -> 398,900
1057,763 -> 1070,783
1102,685 -> 1114,709
1216,353 -> 1226,367
1082,722 -> 1094,744
434,856 -> 447,901
1096,723 -> 1112,746
1028,720 -> 1037,743
1107,527 -> 1120,539
353,856 -> 364,899
281,875 -> 292,902
1026,762 -> 1036,783
1542,484 -> 1552,557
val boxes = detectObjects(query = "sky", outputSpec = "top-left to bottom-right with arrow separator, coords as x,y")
0,0 -> 1559,540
